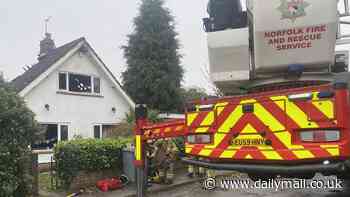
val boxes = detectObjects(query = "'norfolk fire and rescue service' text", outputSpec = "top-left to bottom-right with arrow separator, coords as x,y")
264,25 -> 327,51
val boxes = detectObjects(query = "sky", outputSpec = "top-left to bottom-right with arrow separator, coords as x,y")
1,0 -> 350,92
0,0 -> 210,90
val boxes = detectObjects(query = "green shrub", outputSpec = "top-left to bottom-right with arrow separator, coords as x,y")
0,82 -> 40,197
54,138 -> 129,188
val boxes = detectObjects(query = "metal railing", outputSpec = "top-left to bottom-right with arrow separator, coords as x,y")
337,0 -> 350,45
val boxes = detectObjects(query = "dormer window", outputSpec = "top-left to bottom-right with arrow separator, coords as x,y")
58,72 -> 101,94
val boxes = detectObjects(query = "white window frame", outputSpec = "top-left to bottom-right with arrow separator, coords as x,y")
58,124 -> 69,141
38,122 -> 70,143
58,72 -> 69,91
92,77 -> 101,94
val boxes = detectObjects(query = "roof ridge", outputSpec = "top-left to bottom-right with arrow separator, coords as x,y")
54,37 -> 85,51
11,37 -> 86,91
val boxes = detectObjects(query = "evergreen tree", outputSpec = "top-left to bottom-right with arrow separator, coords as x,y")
122,0 -> 184,112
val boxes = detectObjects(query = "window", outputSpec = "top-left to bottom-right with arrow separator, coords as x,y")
32,124 -> 69,150
60,125 -> 69,141
93,77 -> 100,93
69,73 -> 92,93
59,73 -> 67,90
94,125 -> 102,139
58,72 -> 101,94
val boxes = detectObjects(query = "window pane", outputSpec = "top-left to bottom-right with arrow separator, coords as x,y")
93,77 -> 100,93
94,125 -> 101,139
46,124 -> 58,149
59,73 -> 67,90
32,124 -> 58,149
69,74 -> 92,93
60,125 -> 68,141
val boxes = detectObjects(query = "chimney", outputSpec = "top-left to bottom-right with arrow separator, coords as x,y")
38,33 -> 56,60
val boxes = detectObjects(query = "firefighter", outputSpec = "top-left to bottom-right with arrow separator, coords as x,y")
145,140 -> 158,187
153,139 -> 177,184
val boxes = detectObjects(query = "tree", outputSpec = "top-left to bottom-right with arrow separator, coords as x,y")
105,108 -> 161,138
122,0 -> 184,112
0,83 -> 40,196
180,87 -> 209,103
0,74 -> 4,84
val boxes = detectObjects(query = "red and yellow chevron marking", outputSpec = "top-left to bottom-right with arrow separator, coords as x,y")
143,119 -> 185,140
185,90 -> 341,161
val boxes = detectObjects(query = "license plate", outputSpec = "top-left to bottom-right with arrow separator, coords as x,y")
232,138 -> 266,146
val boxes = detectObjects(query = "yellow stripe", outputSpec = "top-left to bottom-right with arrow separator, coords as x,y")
323,148 -> 340,156
257,98 -> 314,158
274,131 -> 304,149
185,147 -> 193,154
195,111 -> 215,133
274,130 -> 315,160
187,112 -> 198,126
254,101 -> 285,132
219,150 -> 237,158
253,100 -> 304,150
271,96 -> 318,128
292,150 -> 314,159
260,150 -> 283,160
202,104 -> 244,156
175,126 -> 184,131
218,105 -> 243,133
321,145 -> 340,156
232,123 -> 283,160
312,100 -> 334,119
204,133 -> 226,149
198,149 -> 212,157
215,102 -> 229,116
198,103 -> 243,157
135,135 -> 142,161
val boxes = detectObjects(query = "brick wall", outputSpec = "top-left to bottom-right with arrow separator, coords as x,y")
69,169 -> 121,190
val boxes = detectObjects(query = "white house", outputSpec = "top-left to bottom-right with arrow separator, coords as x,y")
11,33 -> 134,147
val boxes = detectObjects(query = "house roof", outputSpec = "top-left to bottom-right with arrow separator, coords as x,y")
12,37 -> 85,92
11,37 -> 135,107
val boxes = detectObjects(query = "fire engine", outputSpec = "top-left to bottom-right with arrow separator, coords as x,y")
133,0 -> 350,191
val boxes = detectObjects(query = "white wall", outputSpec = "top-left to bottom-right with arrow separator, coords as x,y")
24,51 -> 132,139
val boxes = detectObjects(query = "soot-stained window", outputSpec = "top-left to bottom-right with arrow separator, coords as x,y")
69,74 -> 92,93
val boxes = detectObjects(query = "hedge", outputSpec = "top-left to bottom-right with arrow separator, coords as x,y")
54,138 -> 130,188
0,81 -> 40,197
